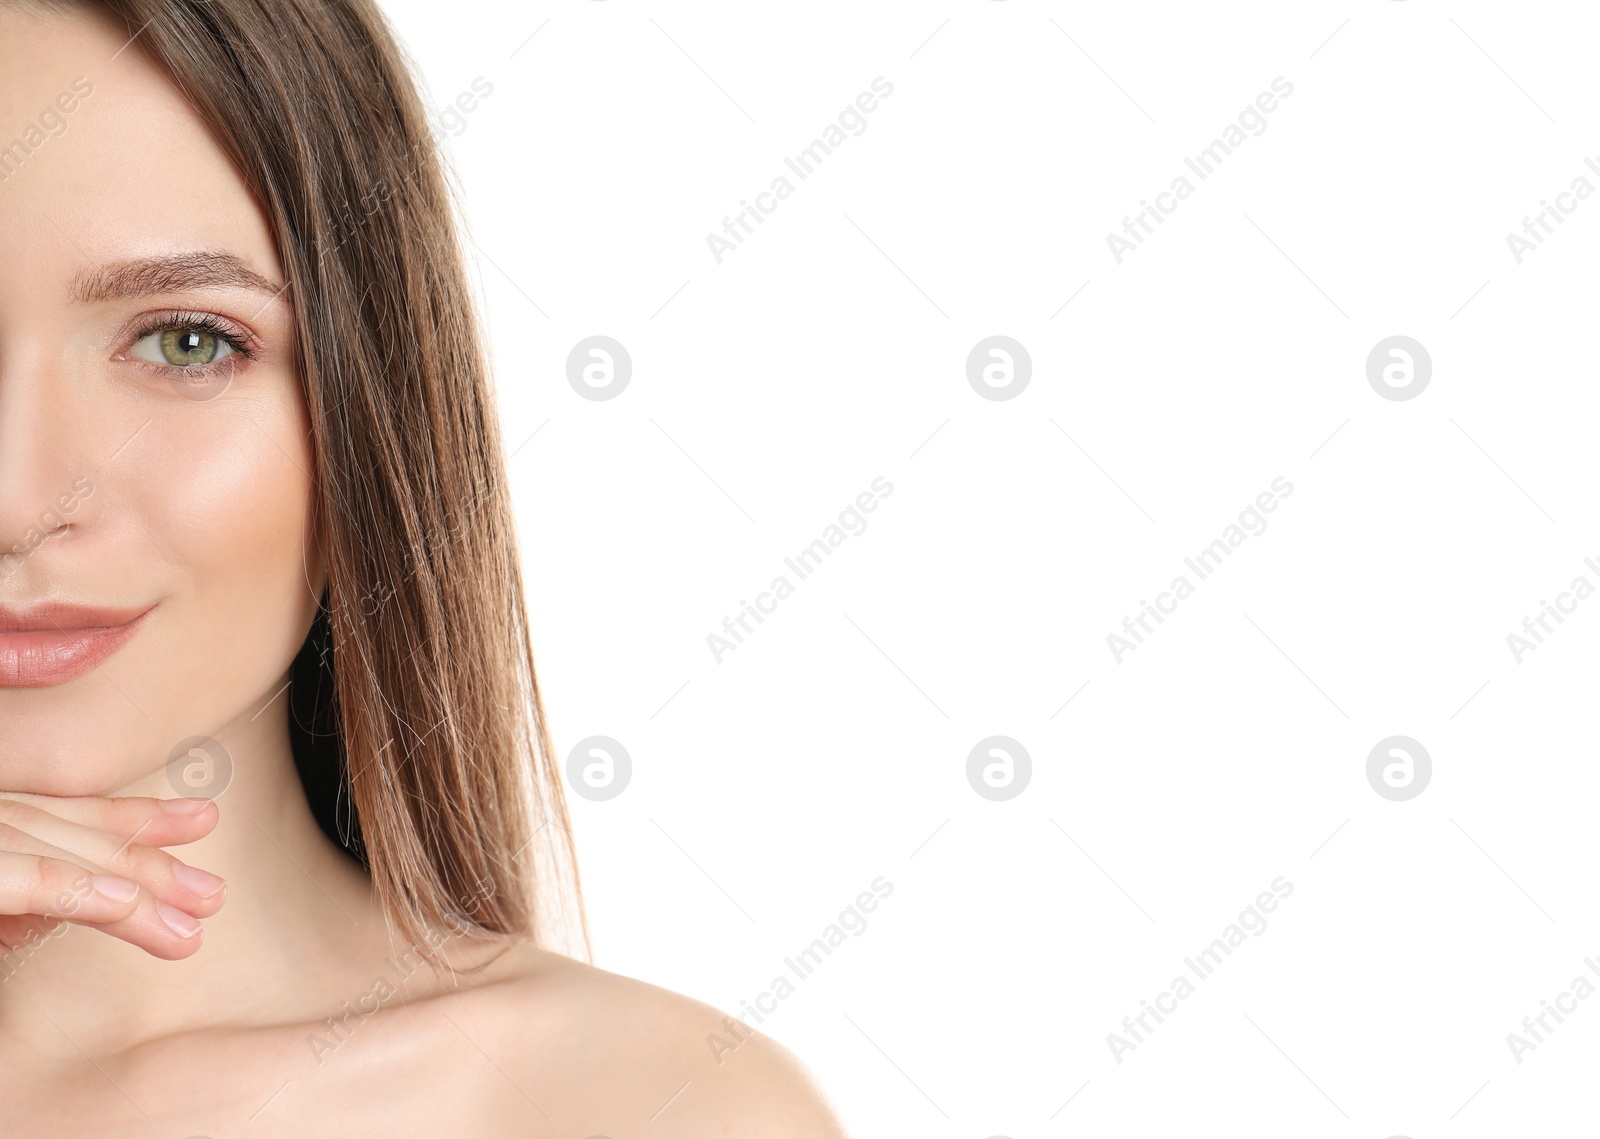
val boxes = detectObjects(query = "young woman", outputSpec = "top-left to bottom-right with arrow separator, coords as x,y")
0,1 -> 847,1133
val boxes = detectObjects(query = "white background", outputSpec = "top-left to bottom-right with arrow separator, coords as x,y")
381,1 -> 1600,1134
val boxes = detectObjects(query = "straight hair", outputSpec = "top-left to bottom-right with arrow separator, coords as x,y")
19,0 -> 586,961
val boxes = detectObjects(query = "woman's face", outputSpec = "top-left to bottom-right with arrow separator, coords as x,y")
0,5 -> 322,794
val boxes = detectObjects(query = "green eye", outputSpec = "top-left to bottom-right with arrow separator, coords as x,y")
128,321 -> 242,371
160,327 -> 222,366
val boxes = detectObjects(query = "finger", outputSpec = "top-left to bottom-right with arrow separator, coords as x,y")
0,792 -> 218,847
0,853 -> 142,929
64,894 -> 207,961
0,818 -> 226,919
0,860 -> 206,961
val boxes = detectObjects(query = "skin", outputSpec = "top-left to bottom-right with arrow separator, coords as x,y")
0,6 -> 848,1136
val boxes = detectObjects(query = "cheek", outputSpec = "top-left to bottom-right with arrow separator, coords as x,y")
139,408 -> 316,589
114,386 -> 321,729
143,395 -> 320,645
0,384 -> 322,796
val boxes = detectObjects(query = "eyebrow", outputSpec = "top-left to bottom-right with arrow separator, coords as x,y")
69,252 -> 285,304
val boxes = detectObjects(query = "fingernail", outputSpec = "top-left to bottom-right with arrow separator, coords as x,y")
161,798 -> 211,815
157,901 -> 202,938
91,874 -> 139,903
172,863 -> 225,898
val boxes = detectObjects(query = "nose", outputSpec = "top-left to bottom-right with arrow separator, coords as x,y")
0,354 -> 97,572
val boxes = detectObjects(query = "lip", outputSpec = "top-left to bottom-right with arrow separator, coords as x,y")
0,603 -> 154,689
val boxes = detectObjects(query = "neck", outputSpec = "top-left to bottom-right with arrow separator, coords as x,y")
0,698 -> 387,1056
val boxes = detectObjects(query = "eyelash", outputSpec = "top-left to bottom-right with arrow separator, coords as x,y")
124,310 -> 262,378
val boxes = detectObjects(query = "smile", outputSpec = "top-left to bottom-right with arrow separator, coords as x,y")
0,604 -> 154,688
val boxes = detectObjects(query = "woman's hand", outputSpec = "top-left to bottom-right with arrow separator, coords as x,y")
0,793 -> 226,962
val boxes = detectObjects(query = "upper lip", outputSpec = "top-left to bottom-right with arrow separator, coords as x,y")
0,602 -> 154,633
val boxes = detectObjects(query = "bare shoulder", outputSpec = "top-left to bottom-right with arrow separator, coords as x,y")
441,943 -> 850,1138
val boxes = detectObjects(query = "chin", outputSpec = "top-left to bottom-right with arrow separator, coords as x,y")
0,723 -> 134,797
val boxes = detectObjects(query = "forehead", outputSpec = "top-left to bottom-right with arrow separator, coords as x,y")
0,4 -> 282,297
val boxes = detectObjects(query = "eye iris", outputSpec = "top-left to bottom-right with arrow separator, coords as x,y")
160,327 -> 219,366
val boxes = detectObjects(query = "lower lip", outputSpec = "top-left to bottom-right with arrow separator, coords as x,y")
0,611 -> 152,689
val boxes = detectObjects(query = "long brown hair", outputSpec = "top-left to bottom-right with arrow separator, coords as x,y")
27,0 -> 586,960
